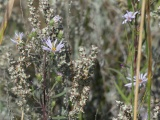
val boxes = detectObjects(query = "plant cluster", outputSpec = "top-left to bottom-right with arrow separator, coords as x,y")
0,0 -> 160,120
0,0 -> 98,119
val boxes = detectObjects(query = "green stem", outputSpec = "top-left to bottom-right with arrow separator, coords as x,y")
146,0 -> 152,120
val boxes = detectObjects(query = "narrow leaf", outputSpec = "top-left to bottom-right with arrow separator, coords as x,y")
52,90 -> 67,99
51,116 -> 66,120
114,81 -> 129,103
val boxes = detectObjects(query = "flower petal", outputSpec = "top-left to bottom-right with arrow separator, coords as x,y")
140,74 -> 143,79
54,39 -> 57,47
124,82 -> 135,88
42,46 -> 51,51
122,19 -> 127,24
133,11 -> 138,17
56,41 -> 64,52
143,73 -> 147,79
45,38 -> 52,49
126,77 -> 132,81
11,39 -> 18,44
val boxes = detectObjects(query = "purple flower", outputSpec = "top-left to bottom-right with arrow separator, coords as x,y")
31,28 -> 36,32
122,11 -> 138,24
11,32 -> 24,44
42,38 -> 64,53
125,73 -> 148,88
53,15 -> 61,23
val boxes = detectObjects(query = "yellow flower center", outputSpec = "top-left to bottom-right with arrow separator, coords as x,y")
139,79 -> 142,83
16,36 -> 21,42
52,47 -> 56,52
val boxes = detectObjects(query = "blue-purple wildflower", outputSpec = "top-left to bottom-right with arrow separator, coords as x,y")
11,32 -> 24,44
122,11 -> 138,24
42,38 -> 64,53
53,15 -> 61,23
125,73 -> 148,88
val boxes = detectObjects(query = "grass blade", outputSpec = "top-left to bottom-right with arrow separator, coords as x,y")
0,0 -> 15,44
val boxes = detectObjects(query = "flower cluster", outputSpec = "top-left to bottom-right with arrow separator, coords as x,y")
69,46 -> 98,117
113,101 -> 132,120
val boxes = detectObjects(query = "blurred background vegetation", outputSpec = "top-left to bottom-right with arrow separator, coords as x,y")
0,0 -> 160,119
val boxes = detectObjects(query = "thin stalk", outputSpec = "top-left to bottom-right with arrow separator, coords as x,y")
48,81 -> 58,96
0,0 -> 14,44
78,112 -> 83,120
129,22 -> 135,113
42,52 -> 47,120
146,0 -> 152,119
134,20 -> 138,74
133,4 -> 139,112
133,0 -> 146,120
21,107 -> 24,120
